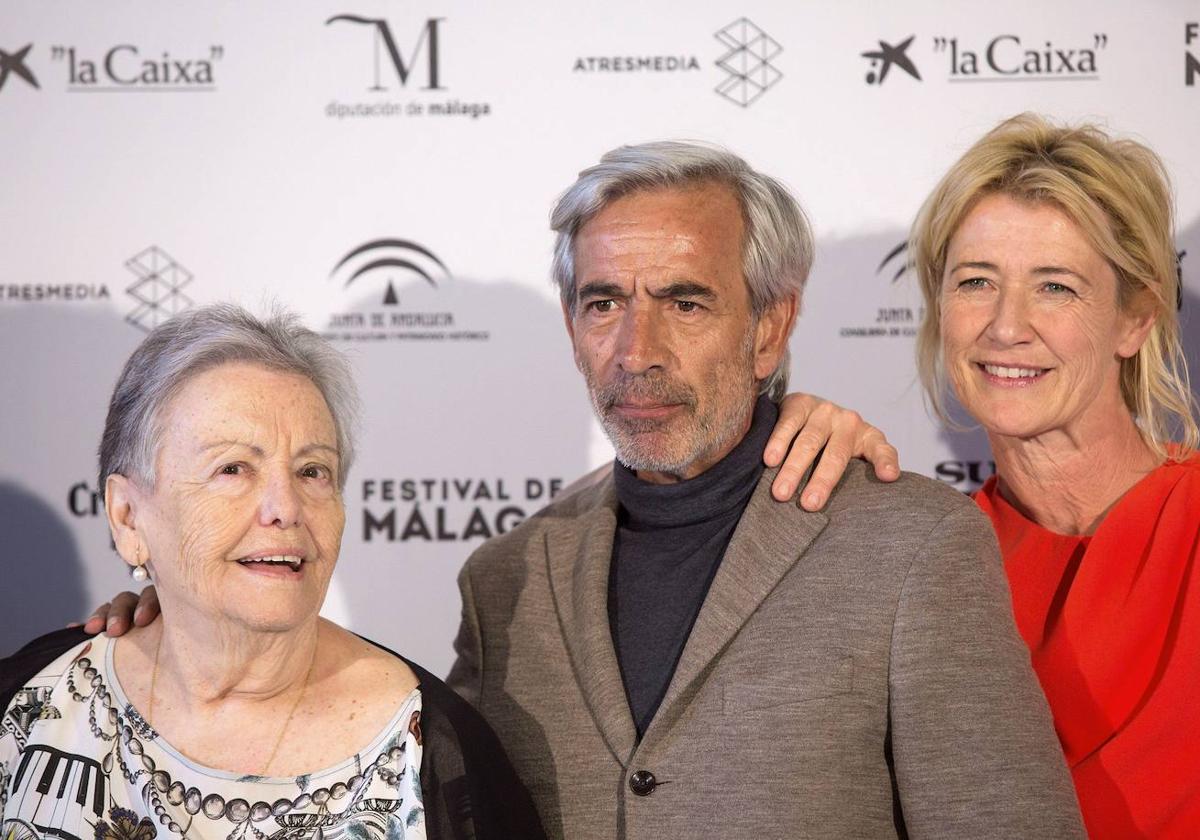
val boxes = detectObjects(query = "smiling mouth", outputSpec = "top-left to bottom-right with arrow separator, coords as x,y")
237,555 -> 304,572
978,363 -> 1049,380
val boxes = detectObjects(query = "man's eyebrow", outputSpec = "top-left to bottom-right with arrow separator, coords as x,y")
577,280 -> 625,300
649,281 -> 717,300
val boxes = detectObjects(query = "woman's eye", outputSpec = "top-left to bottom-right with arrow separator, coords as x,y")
219,463 -> 243,476
1043,281 -> 1075,295
301,465 -> 332,480
958,277 -> 988,289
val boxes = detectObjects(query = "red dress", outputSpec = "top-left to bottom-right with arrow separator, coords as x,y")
975,453 -> 1200,838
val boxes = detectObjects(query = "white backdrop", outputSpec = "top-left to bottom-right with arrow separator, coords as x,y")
3,0 -> 1199,673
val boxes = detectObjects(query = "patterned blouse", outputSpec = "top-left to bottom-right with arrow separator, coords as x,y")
0,635 -> 426,840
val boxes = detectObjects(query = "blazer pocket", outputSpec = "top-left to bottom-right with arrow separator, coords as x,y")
723,655 -> 855,713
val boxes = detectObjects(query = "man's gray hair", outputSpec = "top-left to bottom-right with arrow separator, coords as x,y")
550,140 -> 814,401
99,303 -> 360,497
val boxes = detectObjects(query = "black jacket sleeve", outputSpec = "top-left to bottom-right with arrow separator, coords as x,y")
0,626 -> 91,713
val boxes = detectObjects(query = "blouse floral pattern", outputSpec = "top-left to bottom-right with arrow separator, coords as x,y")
0,635 -> 425,840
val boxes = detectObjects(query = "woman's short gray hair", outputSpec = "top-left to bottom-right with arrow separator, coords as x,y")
99,303 -> 360,496
550,140 -> 814,401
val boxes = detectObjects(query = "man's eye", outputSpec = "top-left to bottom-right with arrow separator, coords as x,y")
301,465 -> 332,480
676,300 -> 700,312
587,299 -> 615,313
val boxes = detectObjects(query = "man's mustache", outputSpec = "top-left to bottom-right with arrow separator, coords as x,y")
595,374 -> 697,411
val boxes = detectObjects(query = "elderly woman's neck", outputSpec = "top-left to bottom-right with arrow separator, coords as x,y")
151,612 -> 322,705
988,411 -> 1159,536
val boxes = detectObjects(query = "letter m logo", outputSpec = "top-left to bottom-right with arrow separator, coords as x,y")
326,15 -> 445,90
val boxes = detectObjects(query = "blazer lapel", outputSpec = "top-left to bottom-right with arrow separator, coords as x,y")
645,469 -> 830,741
544,478 -> 638,764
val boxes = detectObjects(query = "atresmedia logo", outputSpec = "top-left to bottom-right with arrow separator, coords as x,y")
125,246 -> 194,332
714,18 -> 782,107
324,14 -> 490,119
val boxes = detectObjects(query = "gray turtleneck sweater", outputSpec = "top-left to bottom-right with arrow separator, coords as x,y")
609,395 -> 777,736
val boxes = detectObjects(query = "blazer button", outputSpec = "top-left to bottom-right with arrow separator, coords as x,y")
629,770 -> 657,796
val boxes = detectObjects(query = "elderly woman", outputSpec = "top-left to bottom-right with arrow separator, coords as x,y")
0,304 -> 543,840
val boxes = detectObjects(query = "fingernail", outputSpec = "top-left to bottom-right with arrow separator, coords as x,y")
107,616 -> 118,630
134,606 -> 145,622
804,491 -> 822,508
779,481 -> 794,496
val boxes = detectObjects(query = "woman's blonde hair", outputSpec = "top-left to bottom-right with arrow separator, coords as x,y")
911,113 -> 1197,458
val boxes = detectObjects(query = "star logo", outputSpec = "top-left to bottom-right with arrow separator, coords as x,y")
0,44 -> 39,91
862,36 -> 921,85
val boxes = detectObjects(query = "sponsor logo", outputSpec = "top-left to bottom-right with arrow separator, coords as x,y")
1187,23 -> 1198,86
934,460 -> 996,491
714,17 -> 782,106
324,14 -> 491,120
68,481 -> 104,517
838,241 -> 923,339
125,246 -> 194,332
933,33 -> 1107,82
324,238 -> 489,342
573,56 -> 701,73
569,17 -> 780,107
0,44 -> 39,91
361,477 -> 564,543
52,44 -> 223,91
0,283 -> 110,302
862,35 -> 921,85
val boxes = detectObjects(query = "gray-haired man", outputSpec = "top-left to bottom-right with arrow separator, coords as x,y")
444,142 -> 1083,839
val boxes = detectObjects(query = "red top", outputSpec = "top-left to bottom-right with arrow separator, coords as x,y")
975,453 -> 1200,838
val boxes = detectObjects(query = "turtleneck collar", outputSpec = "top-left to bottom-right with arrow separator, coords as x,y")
613,395 -> 777,531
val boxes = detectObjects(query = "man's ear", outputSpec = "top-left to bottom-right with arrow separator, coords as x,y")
105,473 -> 146,570
753,293 -> 799,380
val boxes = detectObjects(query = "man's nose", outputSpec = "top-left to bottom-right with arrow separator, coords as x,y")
614,306 -> 668,375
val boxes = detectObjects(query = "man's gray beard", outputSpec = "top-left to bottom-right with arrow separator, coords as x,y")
586,371 -> 756,477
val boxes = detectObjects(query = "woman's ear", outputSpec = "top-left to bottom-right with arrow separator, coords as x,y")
105,474 -> 146,572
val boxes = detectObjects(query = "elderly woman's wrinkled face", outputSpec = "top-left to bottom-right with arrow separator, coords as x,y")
939,194 -> 1151,441
135,362 -> 345,632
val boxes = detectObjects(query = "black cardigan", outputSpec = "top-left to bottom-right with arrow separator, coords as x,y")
0,628 -> 546,840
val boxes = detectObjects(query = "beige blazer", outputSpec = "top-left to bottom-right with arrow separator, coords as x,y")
447,460 -> 1084,840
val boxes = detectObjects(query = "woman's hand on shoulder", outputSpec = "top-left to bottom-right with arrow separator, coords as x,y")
765,393 -> 900,511
72,586 -> 160,636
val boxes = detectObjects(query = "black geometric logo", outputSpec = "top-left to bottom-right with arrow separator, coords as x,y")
125,246 -> 194,332
878,241 -> 911,283
862,36 -> 921,85
331,239 -> 450,306
326,14 -> 445,91
0,44 -> 39,91
714,18 -> 782,107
